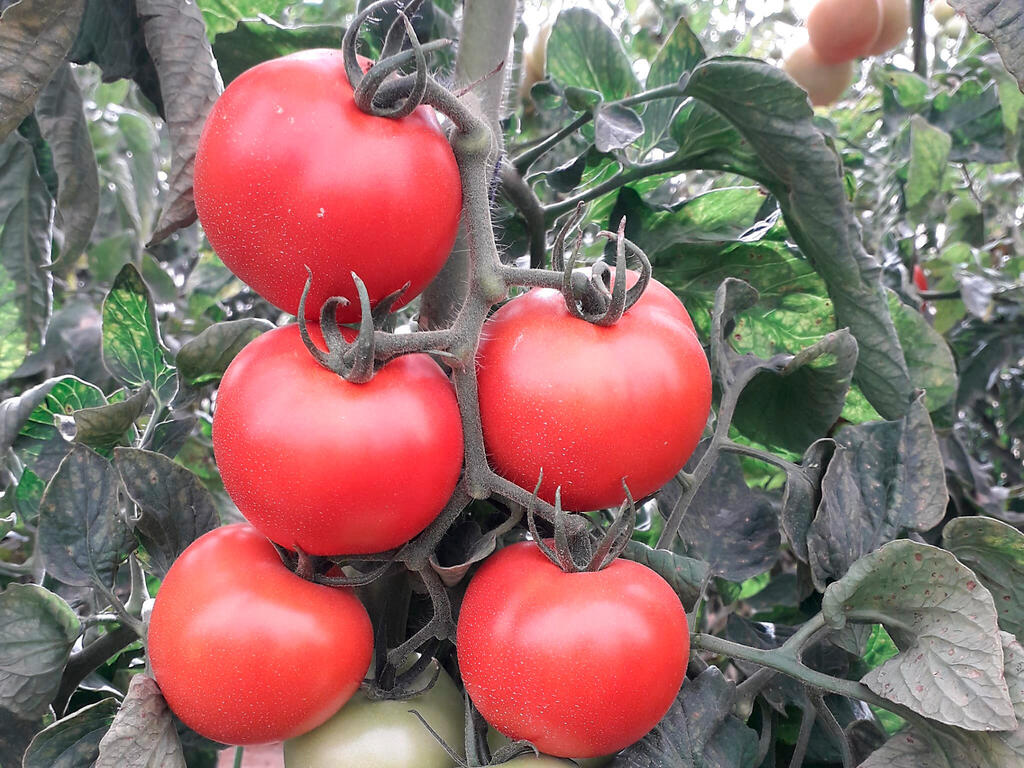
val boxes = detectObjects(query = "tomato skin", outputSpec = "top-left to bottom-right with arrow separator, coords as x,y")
476,286 -> 711,510
213,324 -> 463,555
147,524 -> 373,745
194,49 -> 462,322
615,269 -> 697,333
807,0 -> 883,63
457,542 -> 688,758
866,0 -> 911,55
913,264 -> 928,292
284,659 -> 464,768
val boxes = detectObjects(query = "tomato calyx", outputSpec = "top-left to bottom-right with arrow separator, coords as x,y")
525,472 -> 637,573
413,694 -> 543,768
554,205 -> 653,326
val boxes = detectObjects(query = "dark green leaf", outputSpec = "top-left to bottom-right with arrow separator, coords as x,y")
0,0 -> 85,141
13,376 -> 107,480
13,466 -> 45,525
943,516 -> 1024,639
950,0 -> 1024,90
137,0 -> 223,244
780,438 -> 833,561
546,7 -> 639,101
682,57 -> 913,419
563,86 -> 601,112
641,17 -> 705,154
101,263 -> 176,403
37,445 -> 135,588
34,62 -> 99,266
0,378 -> 59,455
904,115 -> 951,211
95,674 -> 186,768
174,317 -> 273,392
139,253 -> 177,303
23,698 -> 119,768
594,103 -> 644,153
734,329 -> 858,453
0,583 -> 81,719
611,666 -> 759,768
0,132 -> 54,378
887,290 -> 958,415
211,18 -> 344,84
73,385 -> 149,450
197,0 -> 292,37
822,540 -> 1014,731
114,447 -> 219,577
0,707 -> 40,768
529,79 -> 563,111
148,412 -> 197,458
806,396 -> 947,589
929,80 -> 1006,164
620,540 -> 710,610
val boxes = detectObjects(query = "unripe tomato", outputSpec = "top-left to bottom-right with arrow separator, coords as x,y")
213,324 -> 463,555
783,44 -> 855,107
148,524 -> 373,745
284,659 -> 464,768
457,542 -> 689,758
476,279 -> 710,511
866,0 -> 911,55
806,0 -> 883,63
194,49 -> 462,322
932,0 -> 956,24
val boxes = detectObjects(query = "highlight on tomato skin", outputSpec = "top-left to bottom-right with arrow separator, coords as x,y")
147,524 -> 373,746
456,541 -> 690,759
193,48 -> 462,324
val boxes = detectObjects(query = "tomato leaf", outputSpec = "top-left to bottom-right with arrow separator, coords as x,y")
949,0 -> 1024,91
886,290 -> 958,417
0,707 -> 40,768
905,115 -> 952,211
114,447 -> 219,577
0,583 -> 81,719
72,385 -> 148,451
822,540 -> 1015,731
806,395 -> 947,588
0,377 -> 60,455
34,62 -> 99,268
211,18 -> 344,84
95,675 -> 186,768
593,103 -> 644,153
137,0 -> 223,245
101,264 -> 176,404
173,317 -> 273,403
610,666 -> 759,768
779,438 -> 834,561
13,466 -> 45,526
0,0 -> 84,141
620,540 -> 710,610
943,516 -> 1024,638
547,8 -> 639,101
640,17 -> 705,155
197,0 -> 292,38
23,697 -> 119,768
37,445 -> 135,588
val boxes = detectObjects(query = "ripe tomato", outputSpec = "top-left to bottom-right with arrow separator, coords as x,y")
783,44 -> 854,107
284,658 -> 464,768
614,269 -> 696,333
806,0 -> 883,63
457,542 -> 689,758
866,0 -> 911,55
147,524 -> 373,745
476,282 -> 711,510
913,264 -> 928,292
194,49 -> 462,322
213,324 -> 463,555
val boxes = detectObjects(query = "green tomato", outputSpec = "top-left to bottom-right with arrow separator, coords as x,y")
284,660 -> 464,768
488,730 -> 613,767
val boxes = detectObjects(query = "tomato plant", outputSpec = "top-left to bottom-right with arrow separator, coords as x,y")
194,48 -> 462,321
457,542 -> 689,758
147,524 -> 373,745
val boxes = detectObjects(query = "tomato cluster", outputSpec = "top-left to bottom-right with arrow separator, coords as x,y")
148,42 -> 711,765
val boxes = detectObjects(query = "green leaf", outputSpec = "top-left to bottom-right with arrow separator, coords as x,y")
563,86 -> 602,112
73,385 -> 149,451
37,445 -> 135,588
23,698 -> 119,768
905,115 -> 952,211
620,540 -> 710,610
806,396 -> 947,589
95,675 -> 186,768
34,62 -> 99,267
212,18 -> 345,84
198,0 -> 292,38
0,378 -> 60,455
14,376 -> 107,480
640,17 -> 705,154
822,540 -> 1015,731
174,317 -> 273,394
950,0 -> 1024,90
886,290 -> 958,414
593,103 -> 644,153
101,264 -> 176,403
682,57 -> 913,420
733,329 -> 858,454
0,583 -> 81,719
547,8 -> 639,101
943,516 -> 1024,639
114,447 -> 219,577
13,466 -> 45,525
929,80 -> 1006,164
137,0 -> 223,244
611,666 -> 759,768
0,0 -> 85,141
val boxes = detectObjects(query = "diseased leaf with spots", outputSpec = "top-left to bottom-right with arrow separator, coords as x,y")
23,697 -> 119,768
95,674 -> 186,768
822,540 -> 1014,731
0,583 -> 81,719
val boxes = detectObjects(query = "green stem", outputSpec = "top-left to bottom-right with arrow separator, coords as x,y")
233,747 -> 244,768
912,0 -> 927,77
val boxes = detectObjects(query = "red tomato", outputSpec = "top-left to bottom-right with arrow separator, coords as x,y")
194,49 -> 462,322
807,0 -> 883,63
457,542 -> 689,758
913,264 -> 928,292
213,324 -> 463,555
476,285 -> 711,510
614,269 -> 697,333
148,524 -> 373,745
